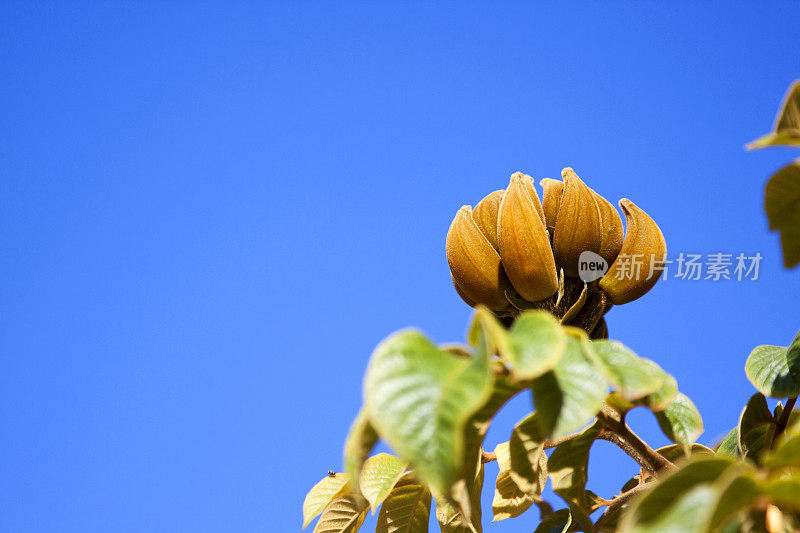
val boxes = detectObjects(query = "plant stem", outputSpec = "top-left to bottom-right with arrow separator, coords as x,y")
774,396 -> 797,441
596,411 -> 674,473
593,483 -> 649,529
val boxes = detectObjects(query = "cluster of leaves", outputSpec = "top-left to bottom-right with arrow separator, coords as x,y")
302,80 -> 800,532
747,80 -> 800,268
304,308 -> 706,532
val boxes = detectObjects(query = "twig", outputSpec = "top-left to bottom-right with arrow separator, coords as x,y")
596,411 -> 674,473
594,483 -> 649,529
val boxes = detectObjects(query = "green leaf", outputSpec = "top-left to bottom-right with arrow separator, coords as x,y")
715,427 -> 739,458
747,81 -> 800,150
654,392 -> 704,453
533,509 -> 572,533
591,340 -> 664,402
375,472 -> 431,533
738,392 -> 776,462
745,338 -> 800,398
547,422 -> 601,532
359,453 -> 407,513
363,329 -> 493,499
313,493 -> 369,533
491,441 -> 535,521
655,443 -> 715,462
508,412 -> 549,495
625,484 -> 718,533
532,335 -> 608,438
765,162 -> 800,268
640,365 -> 678,412
505,311 -> 567,380
708,465 -> 761,530
343,410 -> 378,489
618,456 -> 733,533
303,473 -> 352,529
764,427 -> 800,469
436,461 -> 484,533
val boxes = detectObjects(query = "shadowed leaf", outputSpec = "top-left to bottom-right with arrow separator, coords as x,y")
376,472 -> 431,533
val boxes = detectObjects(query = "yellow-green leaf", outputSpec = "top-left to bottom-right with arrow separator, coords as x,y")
747,81 -> 800,150
313,493 -> 369,533
654,392 -> 704,453
505,311 -> 567,380
745,332 -> 800,398
359,453 -> 407,513
343,410 -> 378,489
508,412 -> 549,496
363,329 -> 493,499
532,335 -> 608,438
592,340 -> 664,402
376,472 -> 431,533
547,423 -> 601,532
491,441 -> 535,521
303,473 -> 352,529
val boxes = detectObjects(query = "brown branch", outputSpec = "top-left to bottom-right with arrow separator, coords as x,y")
479,433 -> 581,464
596,411 -> 674,474
594,483 -> 649,529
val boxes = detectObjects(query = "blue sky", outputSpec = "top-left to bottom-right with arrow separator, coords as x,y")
2,2 -> 800,532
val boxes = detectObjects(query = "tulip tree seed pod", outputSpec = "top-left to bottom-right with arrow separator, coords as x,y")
473,189 -> 504,251
591,189 -> 624,265
600,199 -> 667,305
446,205 -> 511,311
497,174 -> 558,302
553,168 -> 603,277
512,172 -> 546,225
540,178 -> 564,231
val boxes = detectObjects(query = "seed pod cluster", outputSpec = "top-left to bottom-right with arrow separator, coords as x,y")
446,168 -> 666,336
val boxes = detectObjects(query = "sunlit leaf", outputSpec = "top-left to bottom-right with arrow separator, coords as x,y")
547,422 -> 601,532
375,472 -> 431,533
745,333 -> 800,398
505,311 -> 567,380
303,473 -> 352,529
715,427 -> 739,458
737,392 -> 775,463
532,335 -> 608,438
363,329 -> 493,499
508,412 -> 549,495
313,493 -> 369,533
343,410 -> 378,489
592,340 -> 664,402
747,81 -> 800,149
359,453 -> 408,513
491,441 -> 535,521
654,392 -> 703,453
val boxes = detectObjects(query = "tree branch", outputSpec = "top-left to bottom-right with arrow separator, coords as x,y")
596,411 -> 674,473
593,483 -> 649,530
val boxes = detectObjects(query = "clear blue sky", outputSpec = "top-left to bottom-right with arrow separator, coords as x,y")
2,2 -> 800,532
